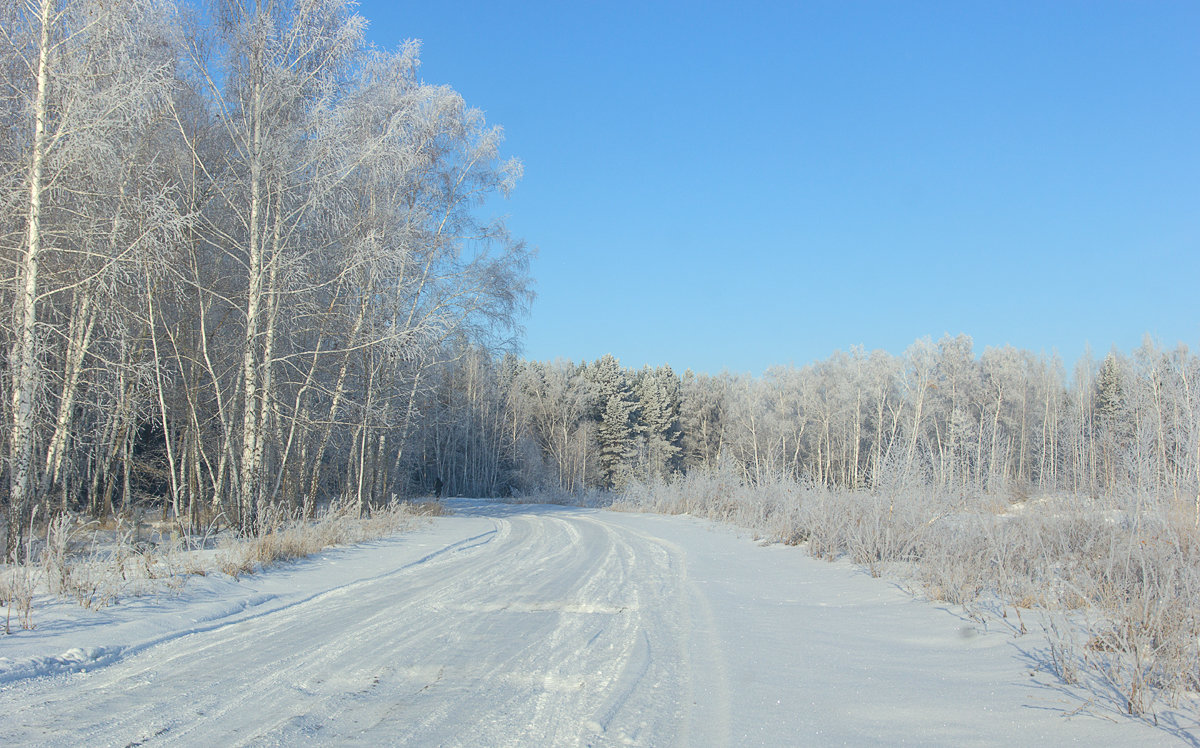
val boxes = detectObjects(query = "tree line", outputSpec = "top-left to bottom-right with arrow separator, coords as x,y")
0,0 -> 530,556
5,0 -> 1196,560
420,337 -> 1200,515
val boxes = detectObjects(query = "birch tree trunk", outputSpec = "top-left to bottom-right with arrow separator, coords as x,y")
7,0 -> 54,558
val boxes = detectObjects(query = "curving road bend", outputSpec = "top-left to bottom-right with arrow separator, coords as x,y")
0,500 -> 1178,746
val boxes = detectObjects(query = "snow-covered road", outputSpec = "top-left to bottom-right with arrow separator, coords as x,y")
0,500 -> 1183,746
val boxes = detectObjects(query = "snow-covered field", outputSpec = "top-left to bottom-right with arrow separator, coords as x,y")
0,500 -> 1189,746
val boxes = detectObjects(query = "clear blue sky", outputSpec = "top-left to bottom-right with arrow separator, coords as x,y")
359,1 -> 1199,375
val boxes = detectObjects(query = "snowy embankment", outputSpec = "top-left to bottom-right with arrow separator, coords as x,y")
0,500 -> 1190,746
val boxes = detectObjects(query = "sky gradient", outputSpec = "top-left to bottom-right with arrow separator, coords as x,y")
358,1 -> 1199,375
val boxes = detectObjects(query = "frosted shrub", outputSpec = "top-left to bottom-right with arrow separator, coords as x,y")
2,549 -> 38,633
845,494 -> 928,576
37,514 -> 126,609
614,467 -> 818,549
1071,510 -> 1200,714
918,523 -> 988,604
792,491 -> 851,560
41,513 -> 85,598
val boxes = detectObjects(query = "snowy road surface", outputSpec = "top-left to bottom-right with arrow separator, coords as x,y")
0,500 -> 1185,746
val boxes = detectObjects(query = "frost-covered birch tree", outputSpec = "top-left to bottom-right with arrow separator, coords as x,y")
0,0 -> 180,555
0,0 -> 531,546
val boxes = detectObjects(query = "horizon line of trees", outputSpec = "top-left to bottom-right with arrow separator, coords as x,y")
1,0 -> 530,556
416,335 -> 1200,513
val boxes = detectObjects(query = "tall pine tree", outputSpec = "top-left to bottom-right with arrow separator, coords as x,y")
588,355 -> 638,489
635,365 -> 682,479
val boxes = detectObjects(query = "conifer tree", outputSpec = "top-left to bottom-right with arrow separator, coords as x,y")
1094,351 -> 1127,433
588,355 -> 638,489
635,365 -> 682,479
1093,350 -> 1130,493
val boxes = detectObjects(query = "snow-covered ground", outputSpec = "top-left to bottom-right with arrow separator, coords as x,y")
0,499 -> 1190,746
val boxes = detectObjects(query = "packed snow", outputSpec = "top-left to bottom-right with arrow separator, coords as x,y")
0,500 -> 1190,746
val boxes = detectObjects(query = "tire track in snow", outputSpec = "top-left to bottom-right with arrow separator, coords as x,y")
0,524 -> 501,688
0,519 -> 508,745
590,518 -> 732,746
0,505 -> 718,747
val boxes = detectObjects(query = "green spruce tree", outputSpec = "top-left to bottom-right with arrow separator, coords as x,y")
588,354 -> 638,489
1093,350 -> 1130,494
635,365 -> 682,479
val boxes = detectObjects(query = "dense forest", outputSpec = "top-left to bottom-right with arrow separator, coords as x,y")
421,337 -> 1200,511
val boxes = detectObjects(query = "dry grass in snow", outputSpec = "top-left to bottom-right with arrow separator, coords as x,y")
1,498 -> 442,633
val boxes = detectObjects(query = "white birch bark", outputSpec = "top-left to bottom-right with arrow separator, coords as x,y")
7,0 -> 54,556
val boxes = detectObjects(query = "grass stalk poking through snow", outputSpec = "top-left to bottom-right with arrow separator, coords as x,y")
1,498 -> 443,630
